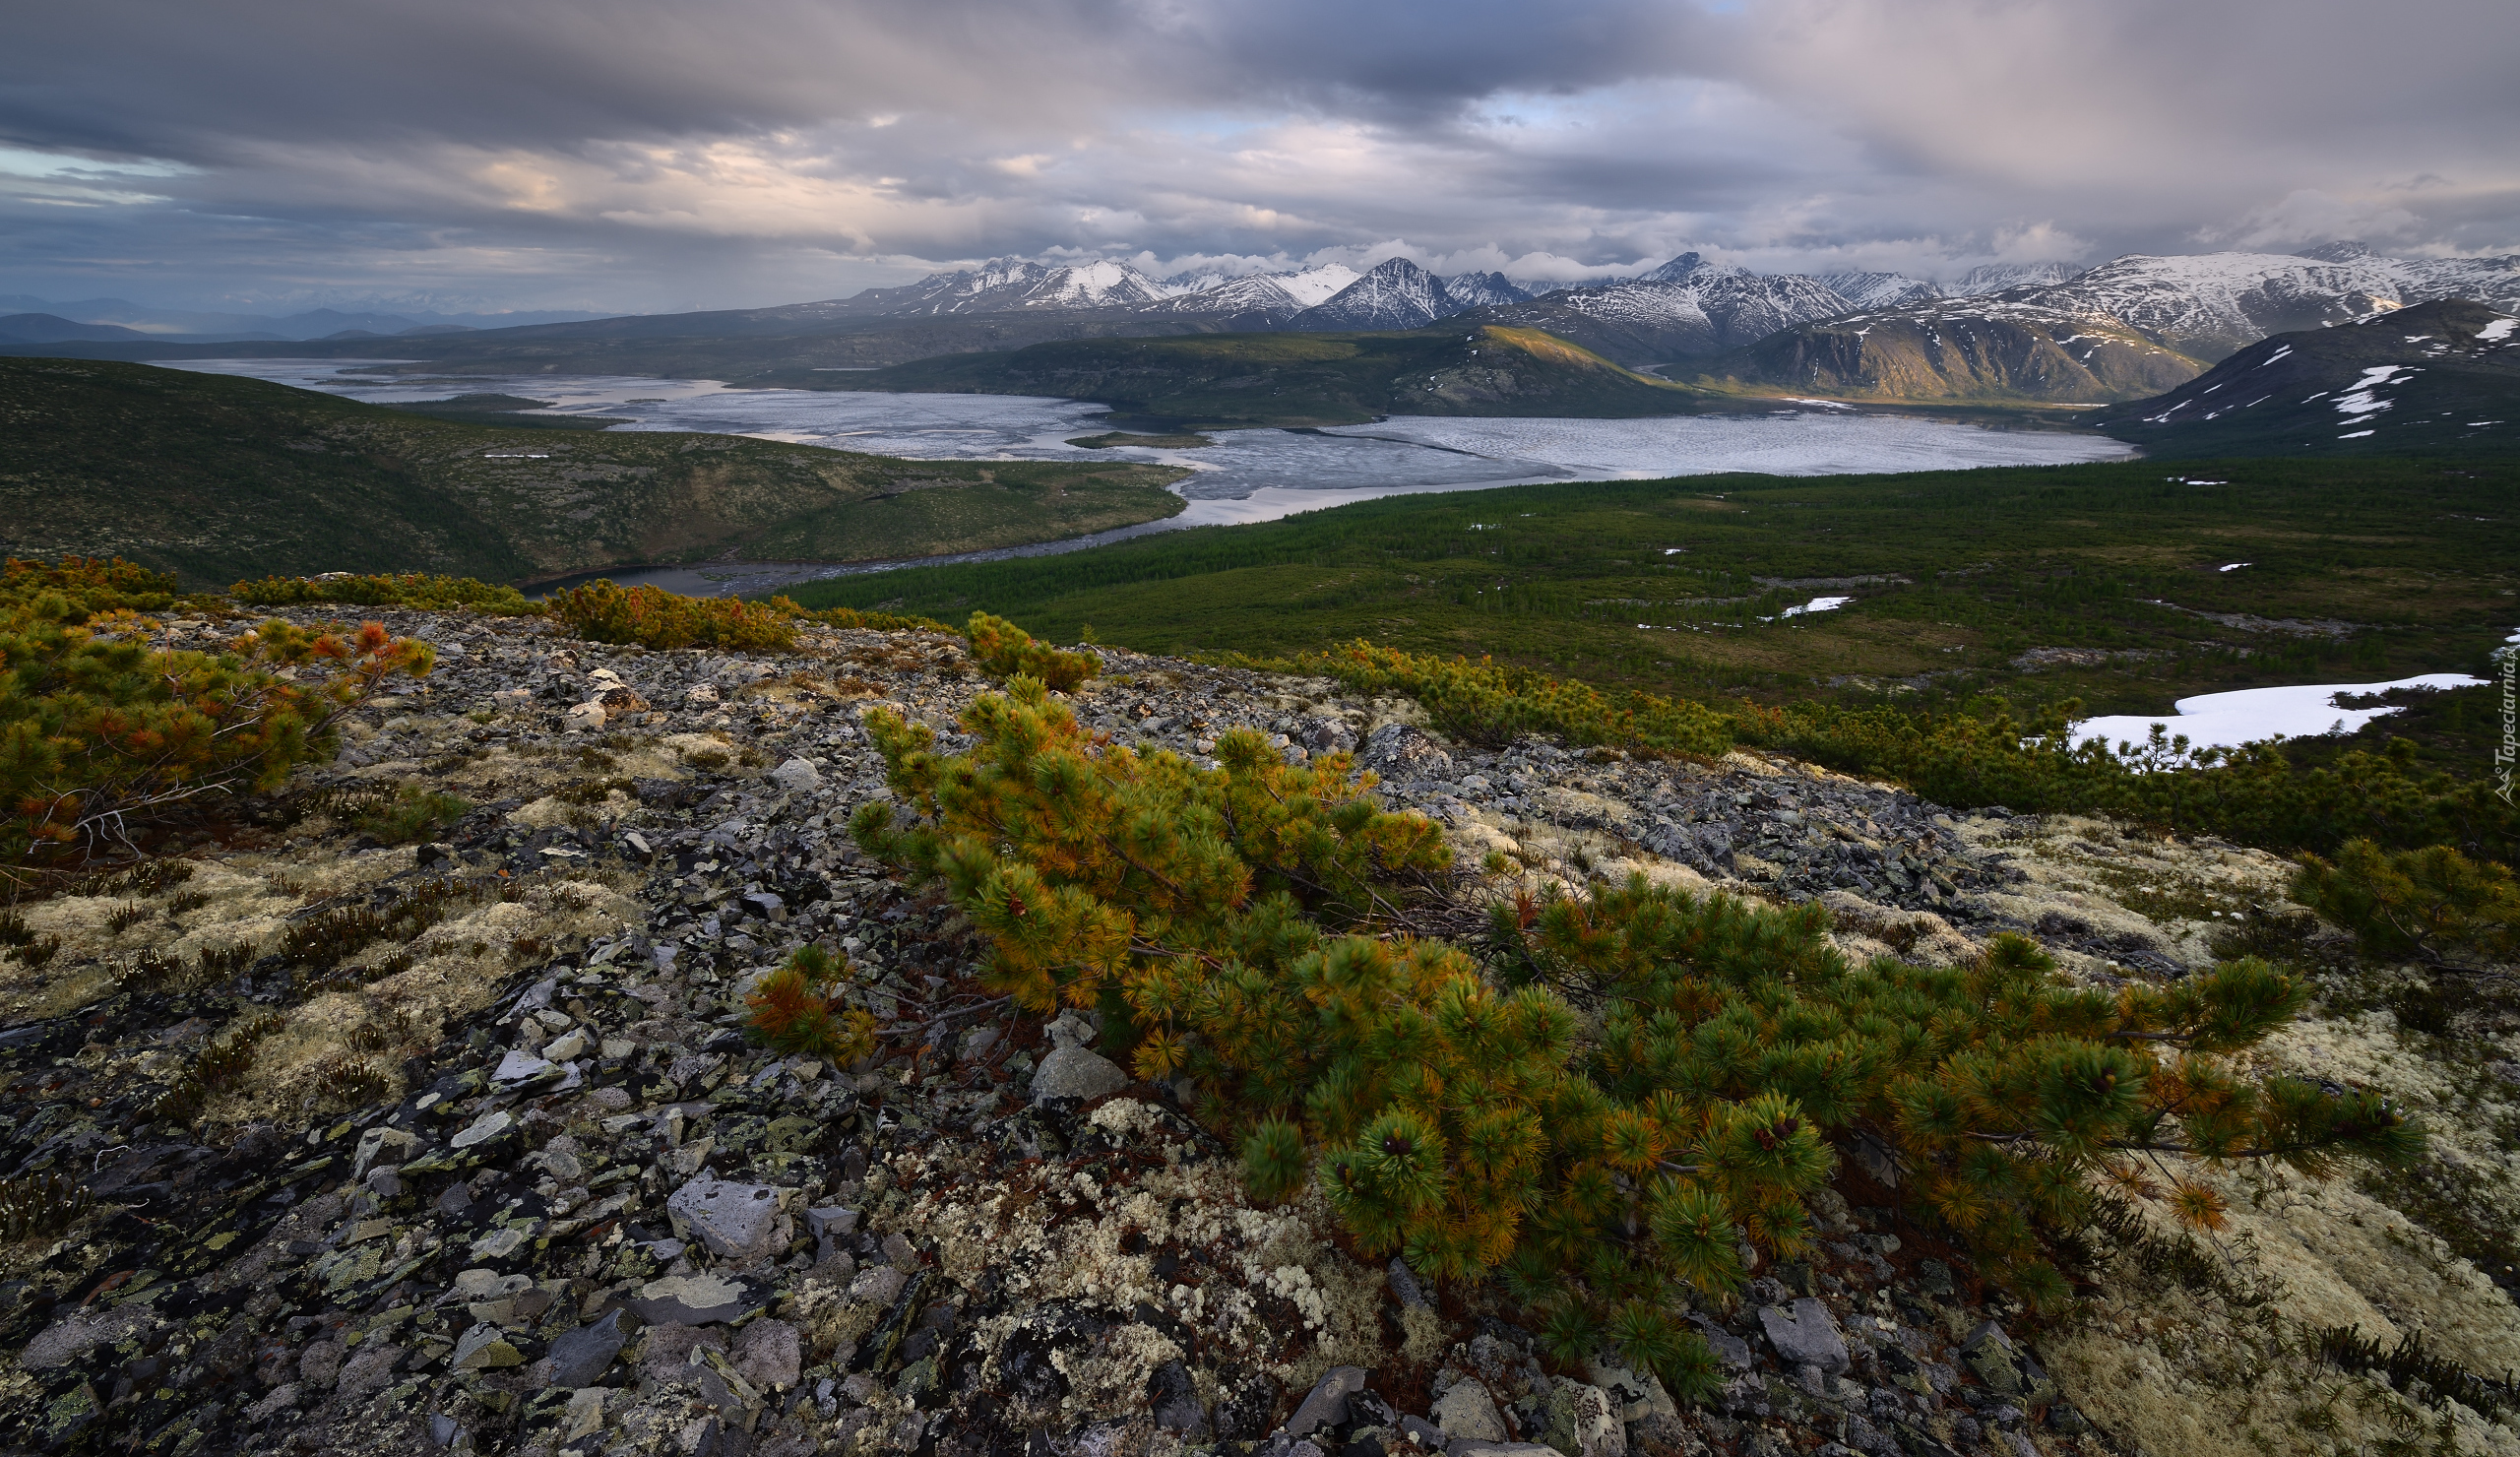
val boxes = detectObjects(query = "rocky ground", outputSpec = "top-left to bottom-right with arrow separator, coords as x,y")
2,608 -> 2515,1457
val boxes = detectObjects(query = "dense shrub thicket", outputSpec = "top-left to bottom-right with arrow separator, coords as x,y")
543,580 -> 802,652
0,557 -> 433,866
231,571 -> 539,614
852,674 -> 2424,1393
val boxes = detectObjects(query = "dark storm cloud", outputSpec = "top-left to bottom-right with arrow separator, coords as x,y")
1,0 -> 2512,312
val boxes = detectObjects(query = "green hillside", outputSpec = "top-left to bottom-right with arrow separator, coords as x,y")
805,324 -> 1708,426
787,455 -> 2519,736
0,357 -> 1185,587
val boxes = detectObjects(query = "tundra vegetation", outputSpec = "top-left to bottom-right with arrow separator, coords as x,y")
2,453 -> 2515,1453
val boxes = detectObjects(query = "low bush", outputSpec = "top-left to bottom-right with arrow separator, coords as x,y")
741,945 -> 879,1060
965,610 -> 1099,691
2293,838 -> 2520,970
544,580 -> 799,652
353,783 -> 472,845
1,558 -> 435,868
854,677 -> 2421,1394
230,572 -> 537,614
806,604 -> 954,634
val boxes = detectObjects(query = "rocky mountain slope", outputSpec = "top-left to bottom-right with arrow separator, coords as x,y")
1469,255 -> 1881,366
2096,297 -> 2520,457
0,359 -> 1187,587
1688,298 -> 2209,404
3,604 -> 2514,1457
823,324 -> 1701,426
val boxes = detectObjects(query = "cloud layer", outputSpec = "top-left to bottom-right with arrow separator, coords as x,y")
4,0 -> 2514,312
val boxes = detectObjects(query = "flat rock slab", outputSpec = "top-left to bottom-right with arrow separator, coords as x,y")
630,1272 -> 761,1326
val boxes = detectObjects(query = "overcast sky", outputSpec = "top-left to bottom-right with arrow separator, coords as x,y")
4,0 -> 2515,315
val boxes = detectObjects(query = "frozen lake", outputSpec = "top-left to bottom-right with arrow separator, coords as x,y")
161,359 -> 2136,594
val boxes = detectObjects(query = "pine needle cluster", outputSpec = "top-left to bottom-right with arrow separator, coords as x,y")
742,945 -> 879,1061
855,673 -> 2428,1398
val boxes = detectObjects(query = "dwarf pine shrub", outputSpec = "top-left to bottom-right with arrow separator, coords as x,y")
741,945 -> 880,1060
856,676 -> 2426,1395
965,611 -> 1099,691
1,558 -> 435,866
806,604 -> 955,634
2293,838 -> 2520,969
231,571 -> 539,615
545,580 -> 800,652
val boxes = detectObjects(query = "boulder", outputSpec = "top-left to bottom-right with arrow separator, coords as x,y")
1759,1297 -> 1850,1376
667,1177 -> 788,1261
1031,1045 -> 1129,1104
770,758 -> 821,793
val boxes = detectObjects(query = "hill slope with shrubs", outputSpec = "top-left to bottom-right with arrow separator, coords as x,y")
0,357 -> 1186,587
0,569 -> 2512,1457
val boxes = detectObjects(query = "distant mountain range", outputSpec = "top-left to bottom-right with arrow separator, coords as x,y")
0,295 -> 614,343
9,243 -> 2518,412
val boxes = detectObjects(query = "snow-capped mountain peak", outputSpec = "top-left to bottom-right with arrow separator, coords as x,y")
1290,258 -> 1462,331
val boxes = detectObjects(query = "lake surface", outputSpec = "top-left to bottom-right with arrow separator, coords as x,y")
162,358 -> 2138,595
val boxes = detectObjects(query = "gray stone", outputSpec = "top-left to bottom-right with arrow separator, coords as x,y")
1759,1298 -> 1850,1377
1541,1378 -> 1625,1457
1286,1364 -> 1366,1436
295,1340 -> 346,1389
1031,1045 -> 1129,1104
450,1109 -> 516,1149
667,1177 -> 787,1261
1150,1358 -> 1209,1435
1387,1256 -> 1430,1308
1583,1355 -> 1677,1423
849,1264 -> 908,1307
732,1317 -> 801,1390
452,1323 -> 525,1369
544,1309 -> 625,1387
352,1125 -> 415,1179
1960,1321 -> 2055,1409
1443,1444 -> 1566,1457
1432,1380 -> 1508,1441
630,1272 -> 754,1326
770,758 -> 821,793
1362,722 -> 1452,777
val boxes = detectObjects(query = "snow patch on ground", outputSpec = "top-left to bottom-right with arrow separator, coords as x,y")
2070,673 -> 2486,757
